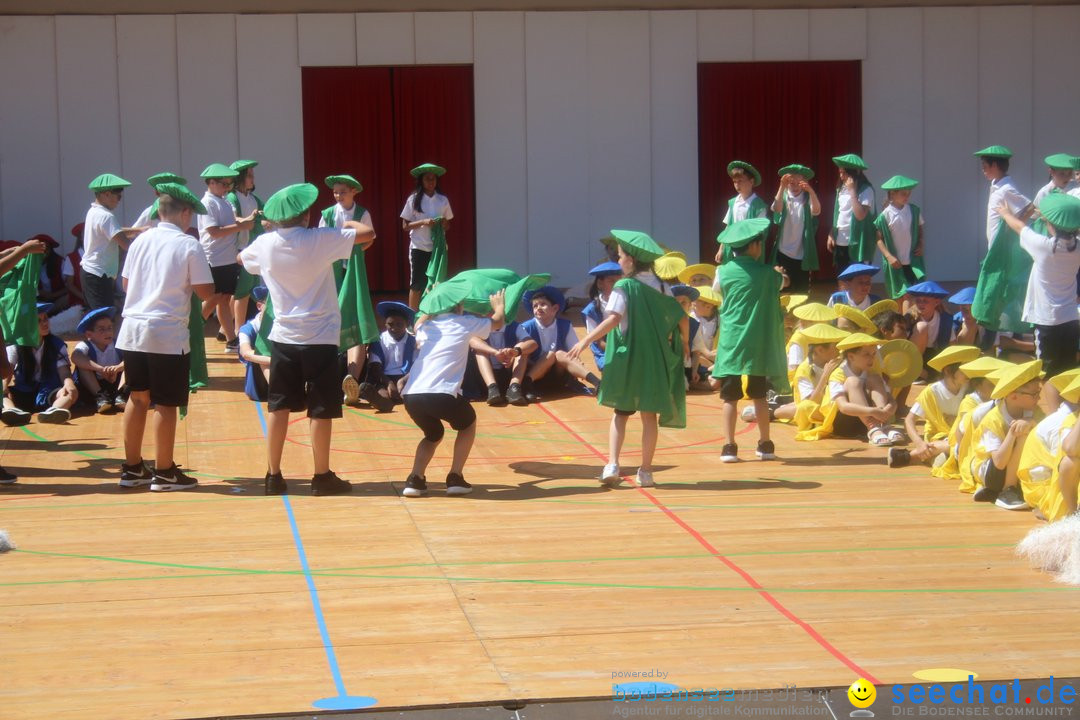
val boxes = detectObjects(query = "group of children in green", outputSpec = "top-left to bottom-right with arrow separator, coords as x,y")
3,146 -> 1080,544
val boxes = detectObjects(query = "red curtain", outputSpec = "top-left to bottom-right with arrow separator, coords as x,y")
697,61 -> 862,280
301,66 -> 475,294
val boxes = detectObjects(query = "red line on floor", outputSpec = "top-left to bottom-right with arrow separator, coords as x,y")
533,400 -> 880,684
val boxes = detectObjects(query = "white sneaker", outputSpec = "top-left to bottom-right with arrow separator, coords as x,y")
342,375 -> 360,407
38,407 -> 70,424
740,405 -> 756,422
600,463 -> 621,487
887,428 -> 907,445
1,407 -> 30,426
636,469 -> 656,488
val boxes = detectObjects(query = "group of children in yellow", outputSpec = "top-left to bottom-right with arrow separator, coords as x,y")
3,147 -> 1080,566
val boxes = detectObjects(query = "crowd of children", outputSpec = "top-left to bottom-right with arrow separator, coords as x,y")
2,148 -> 1080,547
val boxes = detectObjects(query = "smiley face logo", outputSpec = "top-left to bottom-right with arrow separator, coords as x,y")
847,678 -> 876,708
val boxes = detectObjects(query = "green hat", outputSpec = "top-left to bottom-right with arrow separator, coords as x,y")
1039,193 -> 1080,233
88,173 -> 131,192
974,145 -> 1013,159
778,164 -> 814,180
147,172 -> 186,188
155,183 -> 207,215
609,229 -> 664,262
832,153 -> 868,171
418,278 -> 471,316
325,174 -> 363,191
449,268 -> 551,317
262,183 -> 319,223
200,163 -> 239,180
727,161 -> 761,186
880,175 -> 919,191
1045,153 -> 1076,171
716,218 -> 770,248
230,159 -> 258,172
410,163 -> 446,178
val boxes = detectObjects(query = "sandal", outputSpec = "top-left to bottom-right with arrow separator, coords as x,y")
887,428 -> 908,445
868,427 -> 893,447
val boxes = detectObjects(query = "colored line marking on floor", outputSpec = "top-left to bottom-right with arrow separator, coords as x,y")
533,400 -> 881,684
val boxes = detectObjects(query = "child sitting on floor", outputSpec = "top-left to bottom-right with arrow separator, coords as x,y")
828,263 -> 881,310
362,301 -> 417,412
581,261 -> 623,373
237,286 -> 272,402
71,306 -> 126,414
773,323 -> 848,430
1018,371 -> 1080,521
2,304 -> 78,425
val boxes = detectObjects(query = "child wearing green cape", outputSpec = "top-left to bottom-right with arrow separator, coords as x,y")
569,230 -> 688,488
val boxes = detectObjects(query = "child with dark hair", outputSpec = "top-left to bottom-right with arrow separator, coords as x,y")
828,154 -> 876,268
2,304 -> 78,426
401,163 -> 453,309
362,301 -> 417,412
581,261 -> 623,372
71,306 -> 126,414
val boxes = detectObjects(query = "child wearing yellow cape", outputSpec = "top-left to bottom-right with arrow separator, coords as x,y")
569,230 -> 688,488
1019,371 -> 1080,522
772,323 -> 848,431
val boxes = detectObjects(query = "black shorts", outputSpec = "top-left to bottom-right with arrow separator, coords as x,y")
210,263 -> 240,295
409,249 -> 432,291
404,393 -> 476,443
268,342 -> 342,419
719,375 -> 767,401
832,245 -> 850,274
10,387 -> 61,413
124,351 -> 190,407
833,410 -> 868,439
1035,320 -> 1080,379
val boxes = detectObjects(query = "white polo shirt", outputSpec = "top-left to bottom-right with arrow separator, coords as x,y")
117,222 -> 214,355
835,186 -> 874,247
910,380 -> 965,421
400,192 -> 453,252
81,202 -> 124,278
198,191 -> 240,267
723,193 -> 766,225
778,191 -> 809,259
133,203 -> 158,230
233,191 -> 260,248
986,176 -> 1030,247
516,318 -> 579,354
404,315 -> 492,396
1019,226 -> 1080,327
880,204 -> 925,265
1034,180 -> 1079,208
239,226 -> 356,346
318,203 -> 373,231
371,330 -> 410,376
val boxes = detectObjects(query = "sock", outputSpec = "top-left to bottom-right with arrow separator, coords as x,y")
585,372 -> 601,387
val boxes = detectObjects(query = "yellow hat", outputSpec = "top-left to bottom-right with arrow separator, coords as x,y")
795,323 -> 850,346
780,294 -> 809,312
865,299 -> 899,319
792,302 -> 837,323
677,263 -> 716,285
927,345 -> 981,372
990,359 -> 1043,400
879,339 -> 923,387
695,287 -> 722,306
654,252 -> 687,281
959,356 -> 1011,379
836,332 -> 881,351
1060,375 -> 1080,405
1049,368 -> 1080,393
834,303 -> 877,333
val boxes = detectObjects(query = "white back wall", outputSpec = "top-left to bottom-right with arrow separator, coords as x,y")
1,7 -> 1078,285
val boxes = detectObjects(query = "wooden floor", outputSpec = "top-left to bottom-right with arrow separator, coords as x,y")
2,335 -> 1079,720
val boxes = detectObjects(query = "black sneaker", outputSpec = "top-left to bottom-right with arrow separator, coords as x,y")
1,406 -> 31,426
216,331 -> 226,342
755,440 -> 776,460
887,447 -> 911,468
150,464 -> 198,492
224,337 -> 239,351
311,470 -> 351,496
119,460 -> 154,488
402,474 -> 428,497
264,471 -> 287,496
486,384 -> 507,407
445,472 -> 473,496
506,383 -> 528,406
973,486 -> 999,503
995,485 -> 1028,511
96,392 -> 114,415
0,466 -> 17,485
721,443 -> 739,463
524,384 -> 542,403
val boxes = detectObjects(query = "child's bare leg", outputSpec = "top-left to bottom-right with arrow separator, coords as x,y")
722,400 -> 737,445
80,373 -> 102,396
451,421 -> 476,474
844,376 -> 882,432
123,390 -> 151,465
772,402 -> 796,421
1003,436 -> 1026,489
608,412 -> 629,466
216,296 -> 236,341
232,296 -> 249,336
310,417 -> 332,475
345,345 -> 365,381
412,437 -> 439,477
53,386 -> 77,410
476,354 -> 497,387
640,411 -> 658,471
266,408 -> 290,475
527,351 -> 556,381
1058,456 -> 1079,515
754,397 -> 770,442
153,405 -> 178,470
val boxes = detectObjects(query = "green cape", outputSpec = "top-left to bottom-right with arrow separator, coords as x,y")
833,182 -> 877,263
712,256 -> 789,392
227,191 -> 265,299
874,204 -> 926,299
971,220 -> 1033,333
0,254 -> 43,346
721,195 -> 770,264
770,194 -> 819,270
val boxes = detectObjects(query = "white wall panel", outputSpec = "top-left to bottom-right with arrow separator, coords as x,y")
1032,6 -> 1080,165
696,10 -> 752,63
650,10 -> 698,259
117,15 -> 181,226
922,7 -> 980,278
586,11 -> 652,267
525,12 -> 588,285
863,9 -> 923,182
809,9 -> 866,60
473,12 -> 527,272
356,12 -> 414,66
978,6 -> 1034,193
177,14 -> 240,183
415,11 -> 472,65
298,13 -> 356,67
753,9 -> 808,61
0,17 -> 62,246
236,15 -> 304,194
56,16 -> 125,241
